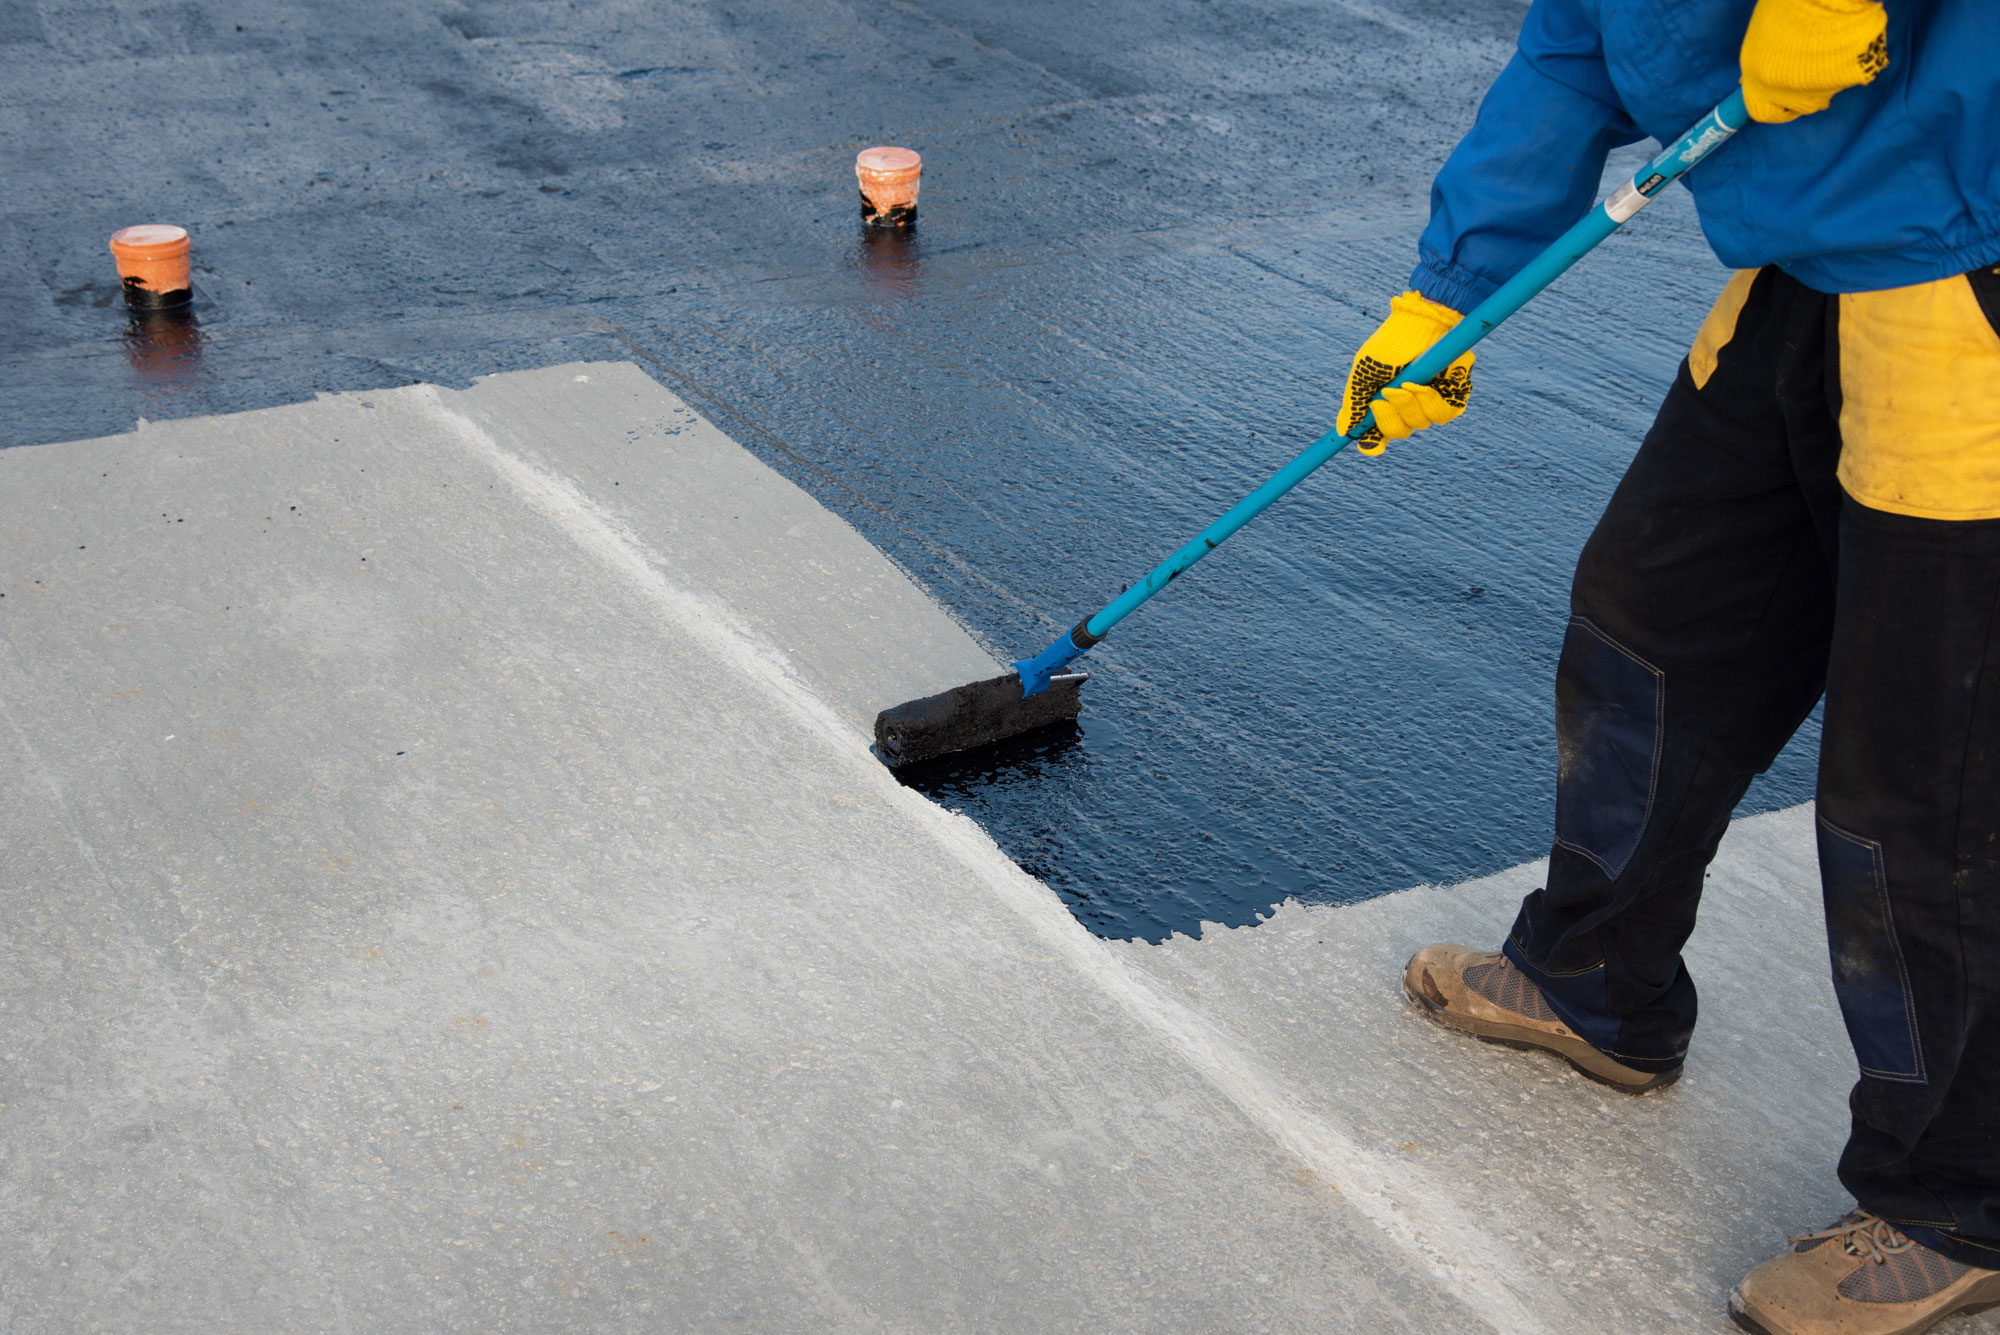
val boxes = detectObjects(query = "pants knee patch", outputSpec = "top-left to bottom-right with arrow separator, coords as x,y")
1817,815 -> 1927,1084
1553,617 -> 1664,881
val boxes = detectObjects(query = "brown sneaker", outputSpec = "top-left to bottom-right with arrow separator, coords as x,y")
1400,943 -> 1679,1093
1729,1211 -> 2000,1335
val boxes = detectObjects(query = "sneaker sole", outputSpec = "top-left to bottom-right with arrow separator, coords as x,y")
1729,1281 -> 2000,1335
1402,972 -> 1680,1095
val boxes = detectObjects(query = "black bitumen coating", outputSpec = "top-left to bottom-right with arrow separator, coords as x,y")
0,0 -> 1818,940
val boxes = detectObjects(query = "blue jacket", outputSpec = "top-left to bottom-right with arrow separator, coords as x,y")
1413,0 -> 2000,310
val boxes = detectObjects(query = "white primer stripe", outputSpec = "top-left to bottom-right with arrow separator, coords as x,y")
422,386 -> 1558,1335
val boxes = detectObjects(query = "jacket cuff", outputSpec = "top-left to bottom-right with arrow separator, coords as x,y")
1410,252 -> 1496,315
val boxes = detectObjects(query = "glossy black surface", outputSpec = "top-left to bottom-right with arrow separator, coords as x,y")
0,0 -> 1818,940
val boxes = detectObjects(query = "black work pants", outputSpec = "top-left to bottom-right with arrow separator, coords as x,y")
1502,266 -> 2000,1266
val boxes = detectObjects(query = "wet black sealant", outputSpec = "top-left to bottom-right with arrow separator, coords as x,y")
860,192 -> 918,229
0,0 -> 1819,941
120,278 -> 193,310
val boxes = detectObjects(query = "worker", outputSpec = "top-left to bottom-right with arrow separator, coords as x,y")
1346,0 -> 2000,1329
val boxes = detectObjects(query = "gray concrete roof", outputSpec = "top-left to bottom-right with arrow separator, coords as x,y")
3,365 -> 1988,1333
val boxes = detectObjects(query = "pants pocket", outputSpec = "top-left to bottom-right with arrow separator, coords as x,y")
1817,814 -> 1927,1084
1553,617 -> 1664,880
1837,272 -> 2000,520
1686,268 -> 1762,391
1969,261 -> 2000,338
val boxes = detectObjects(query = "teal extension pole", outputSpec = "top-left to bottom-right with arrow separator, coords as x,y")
1011,87 -> 1751,696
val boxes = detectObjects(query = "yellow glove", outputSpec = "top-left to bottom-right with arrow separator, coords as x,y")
1338,291 -> 1475,456
1740,0 -> 1888,124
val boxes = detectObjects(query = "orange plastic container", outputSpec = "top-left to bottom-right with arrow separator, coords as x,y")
855,147 -> 921,228
108,224 -> 192,309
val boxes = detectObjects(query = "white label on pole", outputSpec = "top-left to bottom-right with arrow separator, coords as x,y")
1604,179 -> 1651,224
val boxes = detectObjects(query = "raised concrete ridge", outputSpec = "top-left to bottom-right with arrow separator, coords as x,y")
3,364 -> 1990,1333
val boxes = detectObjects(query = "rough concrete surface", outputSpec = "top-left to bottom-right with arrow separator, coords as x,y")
0,365 -> 1474,1332
4,366 -> 1982,1333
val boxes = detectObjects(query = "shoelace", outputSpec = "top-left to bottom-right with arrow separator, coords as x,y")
1790,1210 -> 1918,1265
